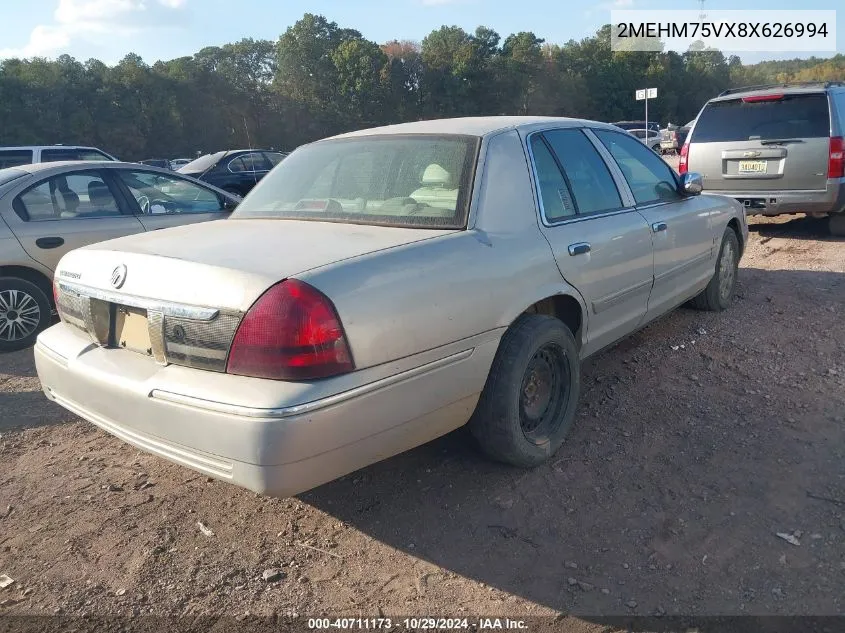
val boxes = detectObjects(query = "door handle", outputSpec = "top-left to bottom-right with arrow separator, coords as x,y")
568,242 -> 591,256
35,237 -> 65,249
652,222 -> 668,233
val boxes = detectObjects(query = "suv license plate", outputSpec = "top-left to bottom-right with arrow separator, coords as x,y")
738,160 -> 767,174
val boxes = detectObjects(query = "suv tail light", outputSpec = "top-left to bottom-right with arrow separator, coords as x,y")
53,280 -> 59,306
678,141 -> 689,174
829,136 -> 844,178
226,279 -> 354,381
741,93 -> 784,103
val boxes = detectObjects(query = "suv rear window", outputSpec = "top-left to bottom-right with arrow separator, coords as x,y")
41,148 -> 113,162
0,150 -> 33,169
691,93 -> 831,142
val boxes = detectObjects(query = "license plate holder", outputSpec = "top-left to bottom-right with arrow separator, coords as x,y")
738,159 -> 767,174
113,306 -> 152,355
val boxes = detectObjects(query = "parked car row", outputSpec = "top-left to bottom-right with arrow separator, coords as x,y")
25,115 -> 747,499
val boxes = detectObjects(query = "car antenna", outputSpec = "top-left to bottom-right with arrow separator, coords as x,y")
244,117 -> 253,150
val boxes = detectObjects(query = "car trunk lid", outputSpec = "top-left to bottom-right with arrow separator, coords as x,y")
54,218 -> 452,371
687,92 -> 832,192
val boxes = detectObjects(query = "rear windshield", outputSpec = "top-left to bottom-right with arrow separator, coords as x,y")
232,135 -> 479,229
179,151 -> 226,173
0,150 -> 33,169
692,94 -> 830,142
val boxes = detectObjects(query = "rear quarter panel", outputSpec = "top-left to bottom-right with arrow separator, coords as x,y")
297,129 -> 586,372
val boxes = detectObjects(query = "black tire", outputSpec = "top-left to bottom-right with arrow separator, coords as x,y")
830,213 -> 845,237
469,314 -> 580,467
690,228 -> 740,312
0,277 -> 53,353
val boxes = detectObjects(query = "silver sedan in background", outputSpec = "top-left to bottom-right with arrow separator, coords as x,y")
35,117 -> 748,498
0,162 -> 240,351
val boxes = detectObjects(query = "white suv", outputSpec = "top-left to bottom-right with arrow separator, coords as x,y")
0,146 -> 118,169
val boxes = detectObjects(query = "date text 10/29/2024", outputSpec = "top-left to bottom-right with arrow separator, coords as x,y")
307,618 -> 528,630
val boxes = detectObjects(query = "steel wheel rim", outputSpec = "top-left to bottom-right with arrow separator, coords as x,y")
0,289 -> 41,342
718,241 -> 736,302
519,343 -> 570,445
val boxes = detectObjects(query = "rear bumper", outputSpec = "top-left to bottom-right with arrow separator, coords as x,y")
35,323 -> 498,497
704,179 -> 845,216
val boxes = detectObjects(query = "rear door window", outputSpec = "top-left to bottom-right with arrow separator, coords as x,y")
0,150 -> 33,169
542,129 -> 623,216
264,152 -> 286,167
15,171 -> 123,221
691,93 -> 831,142
228,152 -> 270,173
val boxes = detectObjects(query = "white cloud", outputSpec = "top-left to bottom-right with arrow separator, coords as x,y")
0,0 -> 188,59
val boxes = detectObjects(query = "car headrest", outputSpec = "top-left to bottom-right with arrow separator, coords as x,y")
88,181 -> 111,205
420,163 -> 452,188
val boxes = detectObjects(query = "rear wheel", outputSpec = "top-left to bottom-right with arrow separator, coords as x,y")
0,277 -> 52,353
470,314 -> 580,467
830,213 -> 845,237
690,229 -> 740,312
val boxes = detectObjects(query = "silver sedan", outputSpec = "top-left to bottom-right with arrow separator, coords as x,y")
0,161 -> 240,351
35,117 -> 748,497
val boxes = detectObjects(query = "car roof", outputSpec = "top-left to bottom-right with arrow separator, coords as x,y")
9,160 -> 152,174
0,145 -> 105,151
327,116 -> 620,140
710,82 -> 843,103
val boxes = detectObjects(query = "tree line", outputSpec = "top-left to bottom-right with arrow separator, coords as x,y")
1,13 -> 843,161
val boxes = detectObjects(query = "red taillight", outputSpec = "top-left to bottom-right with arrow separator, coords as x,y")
678,142 -> 689,174
829,136 -> 844,178
226,279 -> 354,381
742,94 -> 784,102
52,280 -> 59,307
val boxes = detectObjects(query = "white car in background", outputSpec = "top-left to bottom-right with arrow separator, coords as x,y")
627,129 -> 662,152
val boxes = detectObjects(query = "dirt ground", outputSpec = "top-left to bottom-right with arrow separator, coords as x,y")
1,212 -> 844,628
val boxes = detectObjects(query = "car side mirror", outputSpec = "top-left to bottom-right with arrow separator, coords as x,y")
680,172 -> 703,196
222,196 -> 240,211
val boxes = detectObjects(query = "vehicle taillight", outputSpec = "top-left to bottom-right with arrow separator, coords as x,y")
741,94 -> 784,102
678,141 -> 689,174
52,279 -> 60,310
226,279 -> 354,381
829,136 -> 844,178
671,131 -> 678,142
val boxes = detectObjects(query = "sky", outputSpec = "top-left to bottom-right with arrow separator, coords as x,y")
0,0 -> 842,65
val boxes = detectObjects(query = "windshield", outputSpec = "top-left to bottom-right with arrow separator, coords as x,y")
232,135 -> 479,229
179,151 -> 227,173
691,94 -> 830,142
